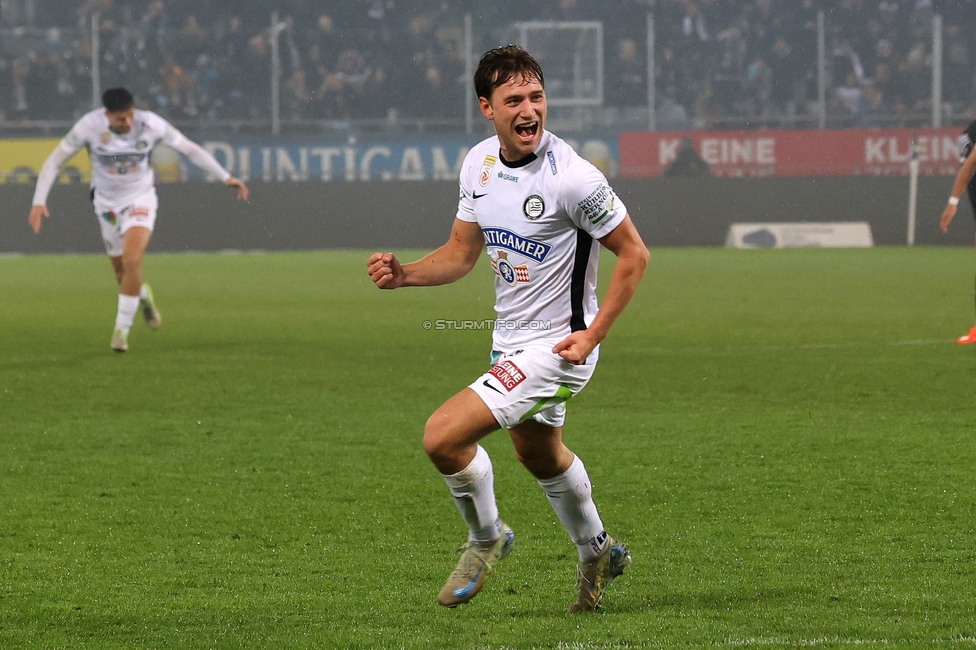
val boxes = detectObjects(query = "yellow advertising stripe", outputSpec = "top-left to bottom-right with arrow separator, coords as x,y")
0,139 -> 91,184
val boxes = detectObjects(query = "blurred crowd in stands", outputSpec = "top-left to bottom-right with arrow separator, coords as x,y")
0,0 -> 974,132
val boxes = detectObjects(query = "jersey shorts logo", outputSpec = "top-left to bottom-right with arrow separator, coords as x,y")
523,195 -> 545,220
578,184 -> 616,226
101,210 -> 118,226
479,155 -> 497,187
488,360 -> 526,392
130,207 -> 150,218
482,228 -> 552,263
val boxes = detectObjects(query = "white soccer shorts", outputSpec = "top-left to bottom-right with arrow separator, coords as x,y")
93,189 -> 159,257
468,346 -> 597,429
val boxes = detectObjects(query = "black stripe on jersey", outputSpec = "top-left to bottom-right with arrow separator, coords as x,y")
499,151 -> 538,168
570,229 -> 593,332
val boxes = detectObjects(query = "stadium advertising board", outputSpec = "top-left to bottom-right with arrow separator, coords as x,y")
619,128 -> 963,178
0,135 -> 619,185
188,136 -> 620,183
0,139 -> 91,185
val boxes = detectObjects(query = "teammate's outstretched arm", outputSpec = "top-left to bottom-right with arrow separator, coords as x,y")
553,215 -> 649,365
167,136 -> 249,201
28,139 -> 81,234
368,218 -> 484,289
941,146 -> 976,234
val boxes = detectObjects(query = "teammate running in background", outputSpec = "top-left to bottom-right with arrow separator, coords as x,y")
28,86 -> 249,352
367,46 -> 649,611
939,120 -> 976,344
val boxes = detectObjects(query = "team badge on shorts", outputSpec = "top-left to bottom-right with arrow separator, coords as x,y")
101,211 -> 117,226
523,194 -> 545,220
479,155 -> 497,187
488,360 -> 526,392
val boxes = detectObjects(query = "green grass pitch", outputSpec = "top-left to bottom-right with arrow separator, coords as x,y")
2,246 -> 975,649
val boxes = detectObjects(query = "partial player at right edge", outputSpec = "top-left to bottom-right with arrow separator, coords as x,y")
939,120 -> 976,344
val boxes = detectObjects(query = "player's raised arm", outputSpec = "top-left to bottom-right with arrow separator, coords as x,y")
552,215 -> 649,364
161,120 -> 249,201
368,218 -> 484,289
29,138 -> 82,233
941,146 -> 976,234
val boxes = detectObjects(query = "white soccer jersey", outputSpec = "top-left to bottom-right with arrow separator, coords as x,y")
33,108 -> 229,207
456,130 -> 628,354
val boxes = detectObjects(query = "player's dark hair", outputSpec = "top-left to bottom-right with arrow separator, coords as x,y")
474,45 -> 544,101
102,86 -> 135,113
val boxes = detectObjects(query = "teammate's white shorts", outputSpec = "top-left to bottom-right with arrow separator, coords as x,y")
468,346 -> 597,429
93,189 -> 159,257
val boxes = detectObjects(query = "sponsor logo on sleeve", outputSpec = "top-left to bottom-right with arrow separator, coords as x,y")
578,184 -> 616,226
488,360 -> 526,392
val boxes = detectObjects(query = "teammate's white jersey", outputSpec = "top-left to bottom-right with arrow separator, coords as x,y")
32,108 -> 230,207
456,130 -> 628,355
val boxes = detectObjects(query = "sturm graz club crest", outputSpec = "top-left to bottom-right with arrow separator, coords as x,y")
523,194 -> 545,220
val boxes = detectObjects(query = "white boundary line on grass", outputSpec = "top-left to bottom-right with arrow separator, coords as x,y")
753,339 -> 952,351
549,637 -> 976,649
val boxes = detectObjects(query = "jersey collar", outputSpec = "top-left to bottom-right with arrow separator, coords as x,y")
498,130 -> 551,169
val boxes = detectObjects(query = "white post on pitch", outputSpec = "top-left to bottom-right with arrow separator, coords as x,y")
270,11 -> 288,136
646,12 -> 656,132
91,12 -> 100,109
907,139 -> 920,246
464,13 -> 473,135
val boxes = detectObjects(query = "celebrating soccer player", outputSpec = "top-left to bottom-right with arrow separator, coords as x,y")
367,45 -> 649,611
28,86 -> 249,352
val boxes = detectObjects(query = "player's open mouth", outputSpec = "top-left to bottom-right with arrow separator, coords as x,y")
515,122 -> 538,139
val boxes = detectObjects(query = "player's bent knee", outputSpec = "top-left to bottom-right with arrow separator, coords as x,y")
422,420 -> 452,460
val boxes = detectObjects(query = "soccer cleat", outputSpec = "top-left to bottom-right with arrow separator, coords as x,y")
568,538 -> 632,612
437,522 -> 515,608
140,284 -> 162,330
956,325 -> 976,344
111,328 -> 128,353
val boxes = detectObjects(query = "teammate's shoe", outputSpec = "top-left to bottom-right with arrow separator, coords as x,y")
957,325 -> 976,344
568,538 -> 632,612
140,284 -> 162,330
111,328 -> 128,353
437,523 -> 515,608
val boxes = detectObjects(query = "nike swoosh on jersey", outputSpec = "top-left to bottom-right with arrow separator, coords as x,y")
473,192 -> 488,199
482,380 -> 503,394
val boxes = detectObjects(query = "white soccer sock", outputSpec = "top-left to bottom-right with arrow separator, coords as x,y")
537,454 -> 607,562
138,285 -> 149,301
115,294 -> 140,335
442,445 -> 502,544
